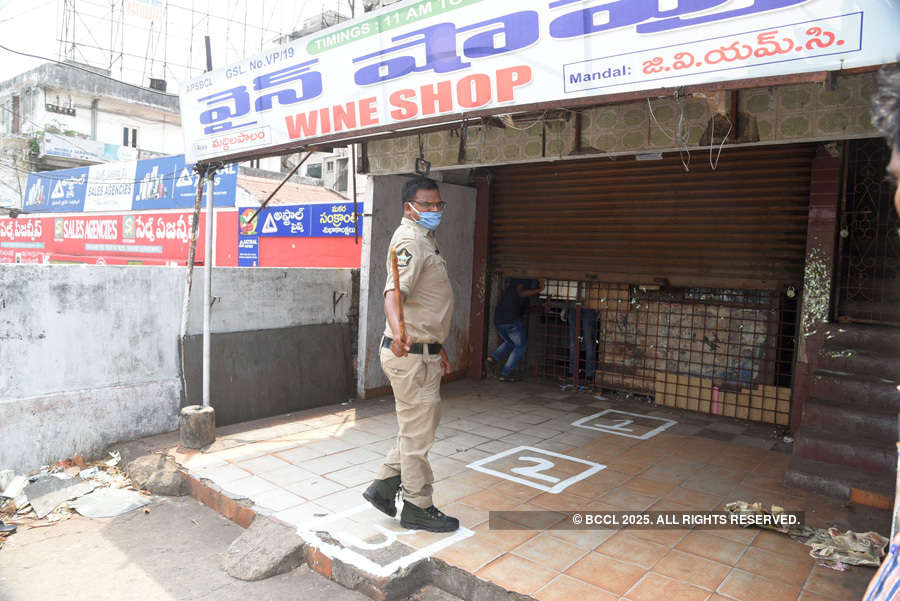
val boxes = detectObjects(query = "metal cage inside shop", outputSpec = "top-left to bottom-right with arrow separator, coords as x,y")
513,279 -> 797,427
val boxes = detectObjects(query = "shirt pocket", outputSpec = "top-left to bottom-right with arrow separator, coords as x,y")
431,254 -> 449,277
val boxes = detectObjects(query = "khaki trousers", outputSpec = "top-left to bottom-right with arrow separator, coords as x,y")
377,345 -> 443,509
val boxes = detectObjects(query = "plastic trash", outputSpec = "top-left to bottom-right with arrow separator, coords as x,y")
78,467 -> 100,480
105,451 -> 121,467
0,473 -> 28,500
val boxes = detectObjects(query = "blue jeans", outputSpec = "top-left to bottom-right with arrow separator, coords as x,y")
491,321 -> 527,378
569,308 -> 597,380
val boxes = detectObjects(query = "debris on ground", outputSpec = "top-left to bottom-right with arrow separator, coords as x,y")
23,476 -> 98,519
0,471 -> 28,500
726,501 -> 889,568
70,487 -> 150,518
0,449 -> 181,541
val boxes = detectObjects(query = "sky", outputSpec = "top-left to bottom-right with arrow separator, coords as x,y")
0,0 -> 354,89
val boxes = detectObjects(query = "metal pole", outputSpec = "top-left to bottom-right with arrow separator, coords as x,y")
202,169 -> 215,407
350,143 -> 358,244
247,150 -> 313,224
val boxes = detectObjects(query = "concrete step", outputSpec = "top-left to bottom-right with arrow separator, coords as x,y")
810,370 -> 900,411
821,324 -> 900,355
839,303 -> 900,326
803,398 -> 898,441
793,425 -> 896,475
818,347 -> 900,381
785,456 -> 894,532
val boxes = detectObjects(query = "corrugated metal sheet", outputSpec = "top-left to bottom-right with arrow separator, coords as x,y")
490,144 -> 815,290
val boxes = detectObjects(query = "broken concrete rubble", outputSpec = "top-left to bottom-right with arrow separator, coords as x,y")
222,516 -> 305,581
125,454 -> 189,496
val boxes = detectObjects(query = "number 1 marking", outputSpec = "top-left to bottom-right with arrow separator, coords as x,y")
603,419 -> 634,432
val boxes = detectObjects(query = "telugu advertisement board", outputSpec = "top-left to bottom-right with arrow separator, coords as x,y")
24,155 -> 238,213
178,0 -> 900,162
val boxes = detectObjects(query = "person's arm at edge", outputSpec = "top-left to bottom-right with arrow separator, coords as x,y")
517,279 -> 545,299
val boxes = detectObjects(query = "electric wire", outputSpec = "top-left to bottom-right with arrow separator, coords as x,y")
0,43 -> 176,97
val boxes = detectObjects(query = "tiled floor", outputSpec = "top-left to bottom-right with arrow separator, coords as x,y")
152,379 -> 882,601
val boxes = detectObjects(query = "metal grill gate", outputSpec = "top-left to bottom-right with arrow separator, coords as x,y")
521,280 -> 795,426
489,144 -> 815,425
836,138 -> 900,325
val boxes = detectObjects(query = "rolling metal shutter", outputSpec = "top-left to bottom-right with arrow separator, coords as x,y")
490,144 -> 816,291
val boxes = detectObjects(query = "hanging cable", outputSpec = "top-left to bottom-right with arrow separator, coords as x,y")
0,43 -> 175,96
499,111 -> 547,131
674,90 -> 691,172
709,113 -> 733,171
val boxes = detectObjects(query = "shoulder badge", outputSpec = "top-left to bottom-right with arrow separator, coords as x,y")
396,247 -> 413,267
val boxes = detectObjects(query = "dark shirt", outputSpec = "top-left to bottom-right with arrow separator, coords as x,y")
494,278 -> 540,325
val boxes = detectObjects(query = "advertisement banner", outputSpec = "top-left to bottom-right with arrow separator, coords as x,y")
170,157 -> 238,208
41,133 -> 137,163
254,203 -> 359,238
258,205 -> 310,237
177,0 -> 900,162
311,202 -> 358,237
132,155 -> 180,210
22,155 -> 238,214
237,207 -> 260,266
84,161 -> 138,212
24,166 -> 90,212
0,212 -> 203,265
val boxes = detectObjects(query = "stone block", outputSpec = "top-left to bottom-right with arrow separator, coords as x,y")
222,516 -> 307,581
180,405 -> 215,448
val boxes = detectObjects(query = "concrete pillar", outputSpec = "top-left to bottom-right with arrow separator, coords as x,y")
793,143 -> 843,430
180,405 -> 215,448
467,171 -> 492,380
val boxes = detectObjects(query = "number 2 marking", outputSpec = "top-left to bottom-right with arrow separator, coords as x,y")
511,456 -> 561,483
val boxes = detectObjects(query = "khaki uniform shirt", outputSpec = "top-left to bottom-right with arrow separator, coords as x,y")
383,218 -> 454,344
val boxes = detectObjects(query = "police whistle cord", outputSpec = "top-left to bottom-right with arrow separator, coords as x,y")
389,246 -> 406,341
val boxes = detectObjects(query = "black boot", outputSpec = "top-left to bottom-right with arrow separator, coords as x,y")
0,520 -> 16,534
400,503 -> 459,532
362,475 -> 401,517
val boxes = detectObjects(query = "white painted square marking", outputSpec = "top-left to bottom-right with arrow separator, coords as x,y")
466,446 -> 605,494
572,409 -> 677,439
296,502 -> 474,578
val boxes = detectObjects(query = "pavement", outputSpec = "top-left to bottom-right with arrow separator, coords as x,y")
124,379 -> 885,601
0,495 -> 380,601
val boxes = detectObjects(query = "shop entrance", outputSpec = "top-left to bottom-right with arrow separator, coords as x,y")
836,138 -> 900,326
488,144 -> 816,426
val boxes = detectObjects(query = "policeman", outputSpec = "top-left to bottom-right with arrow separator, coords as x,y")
363,177 -> 459,532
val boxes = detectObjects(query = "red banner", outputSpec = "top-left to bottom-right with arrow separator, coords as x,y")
0,212 -> 206,265
1,211 -> 361,268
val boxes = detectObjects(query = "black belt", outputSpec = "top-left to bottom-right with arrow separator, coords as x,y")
382,337 -> 441,355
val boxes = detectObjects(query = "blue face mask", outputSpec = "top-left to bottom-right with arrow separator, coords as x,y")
409,203 -> 443,231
